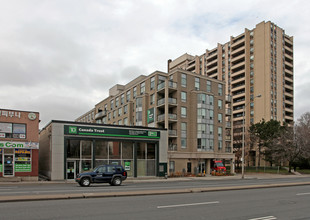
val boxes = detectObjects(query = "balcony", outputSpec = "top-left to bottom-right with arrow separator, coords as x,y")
168,130 -> 177,137
157,98 -> 177,107
226,95 -> 232,103
157,114 -> 165,122
168,81 -> 177,90
168,144 -> 177,151
225,108 -> 232,115
95,110 -> 106,120
157,82 -> 165,91
226,122 -> 231,128
157,113 -> 177,122
168,113 -> 177,120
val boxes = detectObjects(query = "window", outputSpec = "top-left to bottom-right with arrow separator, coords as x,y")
113,110 -> 116,118
181,122 -> 187,137
218,127 -> 222,137
0,123 -> 26,139
181,107 -> 187,118
197,123 -> 206,133
126,90 -> 131,102
207,80 -> 211,92
136,97 -> 142,108
197,108 -> 207,119
210,109 -> 214,119
218,84 -> 223,96
124,105 -> 128,114
118,120 -> 122,125
209,95 -> 214,105
210,124 -> 214,134
218,140 -> 222,150
133,87 -> 137,98
108,112 -> 111,120
110,100 -> 114,110
121,94 -> 124,105
181,92 -> 187,102
150,94 -> 155,105
118,108 -> 122,116
218,99 -> 223,109
181,138 -> 187,149
197,93 -> 206,104
181,73 -> 187,87
150,76 -> 155,90
124,117 -> 128,125
195,77 -> 200,90
140,82 -> 145,94
218,113 -> 222,123
115,97 -> 119,108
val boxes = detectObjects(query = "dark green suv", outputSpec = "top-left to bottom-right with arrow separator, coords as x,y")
75,164 -> 127,187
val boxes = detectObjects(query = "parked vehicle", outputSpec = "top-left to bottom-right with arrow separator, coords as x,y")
212,160 -> 226,173
75,164 -> 127,187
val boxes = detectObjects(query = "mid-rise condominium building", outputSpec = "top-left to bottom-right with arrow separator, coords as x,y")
168,21 -> 294,166
78,69 -> 235,175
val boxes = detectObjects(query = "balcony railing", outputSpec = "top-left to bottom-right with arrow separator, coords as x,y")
157,98 -> 165,106
168,81 -> 177,89
168,144 -> 177,151
157,82 -> 165,90
168,130 -> 177,136
168,114 -> 177,120
95,110 -> 106,120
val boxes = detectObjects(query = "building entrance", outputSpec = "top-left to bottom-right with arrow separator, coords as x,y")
66,161 -> 76,180
3,154 -> 14,176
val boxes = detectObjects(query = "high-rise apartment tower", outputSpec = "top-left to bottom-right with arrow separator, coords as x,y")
168,21 -> 294,166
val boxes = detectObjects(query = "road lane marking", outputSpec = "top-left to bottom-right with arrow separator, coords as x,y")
157,201 -> 219,209
248,216 -> 277,220
296,192 -> 310,196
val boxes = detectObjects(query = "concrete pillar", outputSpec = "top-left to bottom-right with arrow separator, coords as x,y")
230,158 -> 235,174
206,159 -> 211,175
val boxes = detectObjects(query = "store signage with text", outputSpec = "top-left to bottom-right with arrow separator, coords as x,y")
64,125 -> 160,139
0,141 -> 39,149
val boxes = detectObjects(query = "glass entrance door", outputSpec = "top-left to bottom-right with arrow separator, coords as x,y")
66,161 -> 76,180
3,155 -> 14,176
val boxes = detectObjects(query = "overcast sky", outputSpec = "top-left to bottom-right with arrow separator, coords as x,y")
1,0 -> 309,128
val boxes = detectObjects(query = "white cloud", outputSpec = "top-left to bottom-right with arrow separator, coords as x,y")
0,0 -> 309,128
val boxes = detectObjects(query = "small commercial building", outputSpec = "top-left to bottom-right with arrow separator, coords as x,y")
39,120 -> 168,181
0,109 -> 40,180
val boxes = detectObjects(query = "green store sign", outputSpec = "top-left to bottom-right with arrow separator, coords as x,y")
64,125 -> 160,139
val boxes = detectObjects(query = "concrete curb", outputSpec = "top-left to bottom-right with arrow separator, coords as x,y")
0,181 -> 309,203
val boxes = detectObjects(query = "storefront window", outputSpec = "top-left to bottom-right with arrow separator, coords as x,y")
122,142 -> 133,159
109,141 -> 121,159
67,140 -> 80,158
95,140 -> 108,159
14,149 -> 31,172
147,143 -> 155,159
81,160 -> 92,171
137,143 -> 146,159
81,140 -> 92,159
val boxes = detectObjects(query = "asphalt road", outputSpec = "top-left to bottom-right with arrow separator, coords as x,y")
0,176 -> 310,197
1,184 -> 310,220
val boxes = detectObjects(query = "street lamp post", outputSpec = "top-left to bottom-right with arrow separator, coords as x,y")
241,94 -> 261,179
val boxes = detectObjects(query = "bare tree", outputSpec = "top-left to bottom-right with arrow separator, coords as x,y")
295,112 -> 310,160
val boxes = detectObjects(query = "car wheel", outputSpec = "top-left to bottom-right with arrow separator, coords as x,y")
81,177 -> 91,187
112,177 -> 122,186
